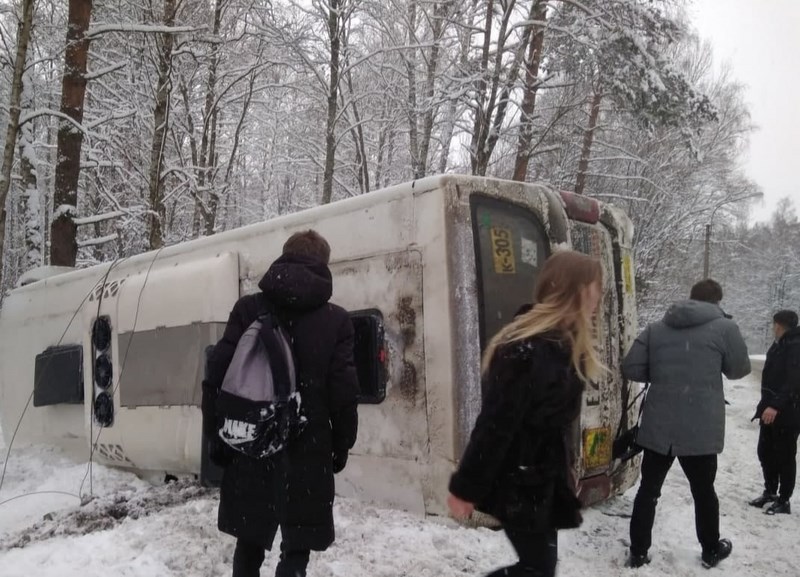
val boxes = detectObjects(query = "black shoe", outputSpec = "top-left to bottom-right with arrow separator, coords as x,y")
626,552 -> 651,568
701,539 -> 732,569
765,499 -> 791,515
748,492 -> 777,508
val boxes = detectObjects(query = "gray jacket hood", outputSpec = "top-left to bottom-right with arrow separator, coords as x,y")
663,300 -> 724,329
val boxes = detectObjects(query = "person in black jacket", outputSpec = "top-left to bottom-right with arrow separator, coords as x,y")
202,230 -> 359,577
750,309 -> 800,515
448,250 -> 605,577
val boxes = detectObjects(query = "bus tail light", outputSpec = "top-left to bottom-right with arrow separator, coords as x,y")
560,191 -> 600,224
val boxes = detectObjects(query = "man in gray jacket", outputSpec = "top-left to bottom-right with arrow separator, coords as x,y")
623,279 -> 750,569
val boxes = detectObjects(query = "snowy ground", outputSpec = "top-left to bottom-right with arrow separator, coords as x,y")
1,373 -> 798,577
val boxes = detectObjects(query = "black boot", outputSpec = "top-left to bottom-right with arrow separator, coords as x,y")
625,552 -> 651,568
765,499 -> 791,515
275,548 -> 310,577
748,492 -> 777,508
701,539 -> 732,569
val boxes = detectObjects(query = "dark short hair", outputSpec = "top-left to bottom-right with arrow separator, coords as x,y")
690,279 -> 723,304
773,310 -> 799,330
282,230 -> 331,264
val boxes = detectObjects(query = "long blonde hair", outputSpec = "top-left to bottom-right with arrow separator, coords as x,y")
481,250 -> 605,383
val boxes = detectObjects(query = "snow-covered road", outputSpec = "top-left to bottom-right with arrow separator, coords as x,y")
1,373 -> 797,576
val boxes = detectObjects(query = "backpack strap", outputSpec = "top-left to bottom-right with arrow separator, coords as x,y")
256,315 -> 293,401
256,294 -> 296,402
615,380 -> 649,439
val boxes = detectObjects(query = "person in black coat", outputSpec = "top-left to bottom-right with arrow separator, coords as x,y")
750,309 -> 800,514
448,250 -> 605,577
202,230 -> 359,577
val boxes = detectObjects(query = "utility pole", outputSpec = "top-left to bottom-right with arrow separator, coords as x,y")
703,191 -> 762,279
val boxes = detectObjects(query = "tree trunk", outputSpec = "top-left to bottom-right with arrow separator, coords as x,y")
384,126 -> 395,188
0,0 -> 36,286
575,88 -> 603,195
51,0 -> 92,267
405,0 -> 421,178
200,0 -> 224,236
344,68 -> 370,193
437,99 -> 457,174
469,0 -> 495,175
470,0 -> 521,176
375,99 -> 389,188
216,70 -> 256,233
321,0 -> 341,205
178,78 -> 203,238
417,2 -> 449,179
512,0 -> 547,182
439,3 -> 475,174
147,0 -> 177,249
19,68 -> 42,271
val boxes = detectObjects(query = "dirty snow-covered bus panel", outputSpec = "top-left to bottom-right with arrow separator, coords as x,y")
0,175 -> 638,520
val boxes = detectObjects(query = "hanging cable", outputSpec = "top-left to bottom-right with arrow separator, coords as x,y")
0,491 -> 82,508
79,247 -> 164,499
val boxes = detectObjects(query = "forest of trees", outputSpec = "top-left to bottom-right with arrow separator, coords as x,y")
656,200 -> 800,352
0,0 -> 795,351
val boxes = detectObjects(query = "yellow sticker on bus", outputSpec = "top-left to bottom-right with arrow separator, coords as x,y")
490,227 -> 516,274
622,253 -> 634,295
582,426 -> 612,470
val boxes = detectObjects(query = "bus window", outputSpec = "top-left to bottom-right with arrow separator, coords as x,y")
470,196 -> 549,351
118,322 -> 226,407
34,345 -> 84,407
350,309 -> 387,404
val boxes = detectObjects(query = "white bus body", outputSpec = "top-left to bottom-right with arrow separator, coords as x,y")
0,175 -> 639,517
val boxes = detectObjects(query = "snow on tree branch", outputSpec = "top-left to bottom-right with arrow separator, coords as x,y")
87,24 -> 202,38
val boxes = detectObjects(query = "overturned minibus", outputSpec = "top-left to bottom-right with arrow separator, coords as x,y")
0,175 -> 639,518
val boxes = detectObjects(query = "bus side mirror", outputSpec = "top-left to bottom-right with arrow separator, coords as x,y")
350,309 -> 387,404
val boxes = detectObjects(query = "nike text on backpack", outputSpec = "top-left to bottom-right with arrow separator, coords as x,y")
216,312 -> 306,458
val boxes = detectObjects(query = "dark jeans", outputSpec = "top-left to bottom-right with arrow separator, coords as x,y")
233,538 -> 310,577
630,450 -> 719,556
486,527 -> 558,577
758,425 -> 800,500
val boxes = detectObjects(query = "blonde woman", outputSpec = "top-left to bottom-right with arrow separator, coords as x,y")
448,250 -> 604,577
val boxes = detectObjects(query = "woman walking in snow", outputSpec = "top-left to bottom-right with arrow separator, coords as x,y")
447,250 -> 604,577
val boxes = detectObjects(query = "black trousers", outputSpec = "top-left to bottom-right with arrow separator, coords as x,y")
758,424 -> 800,500
486,527 -> 558,577
630,450 -> 719,556
232,538 -> 310,577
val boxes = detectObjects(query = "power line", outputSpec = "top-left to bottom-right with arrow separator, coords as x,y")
0,258 -> 125,497
79,248 -> 163,499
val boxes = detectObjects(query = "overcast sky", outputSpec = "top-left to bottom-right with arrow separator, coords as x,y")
690,0 -> 800,222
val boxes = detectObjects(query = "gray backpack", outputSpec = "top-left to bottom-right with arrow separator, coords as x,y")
216,312 -> 306,458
